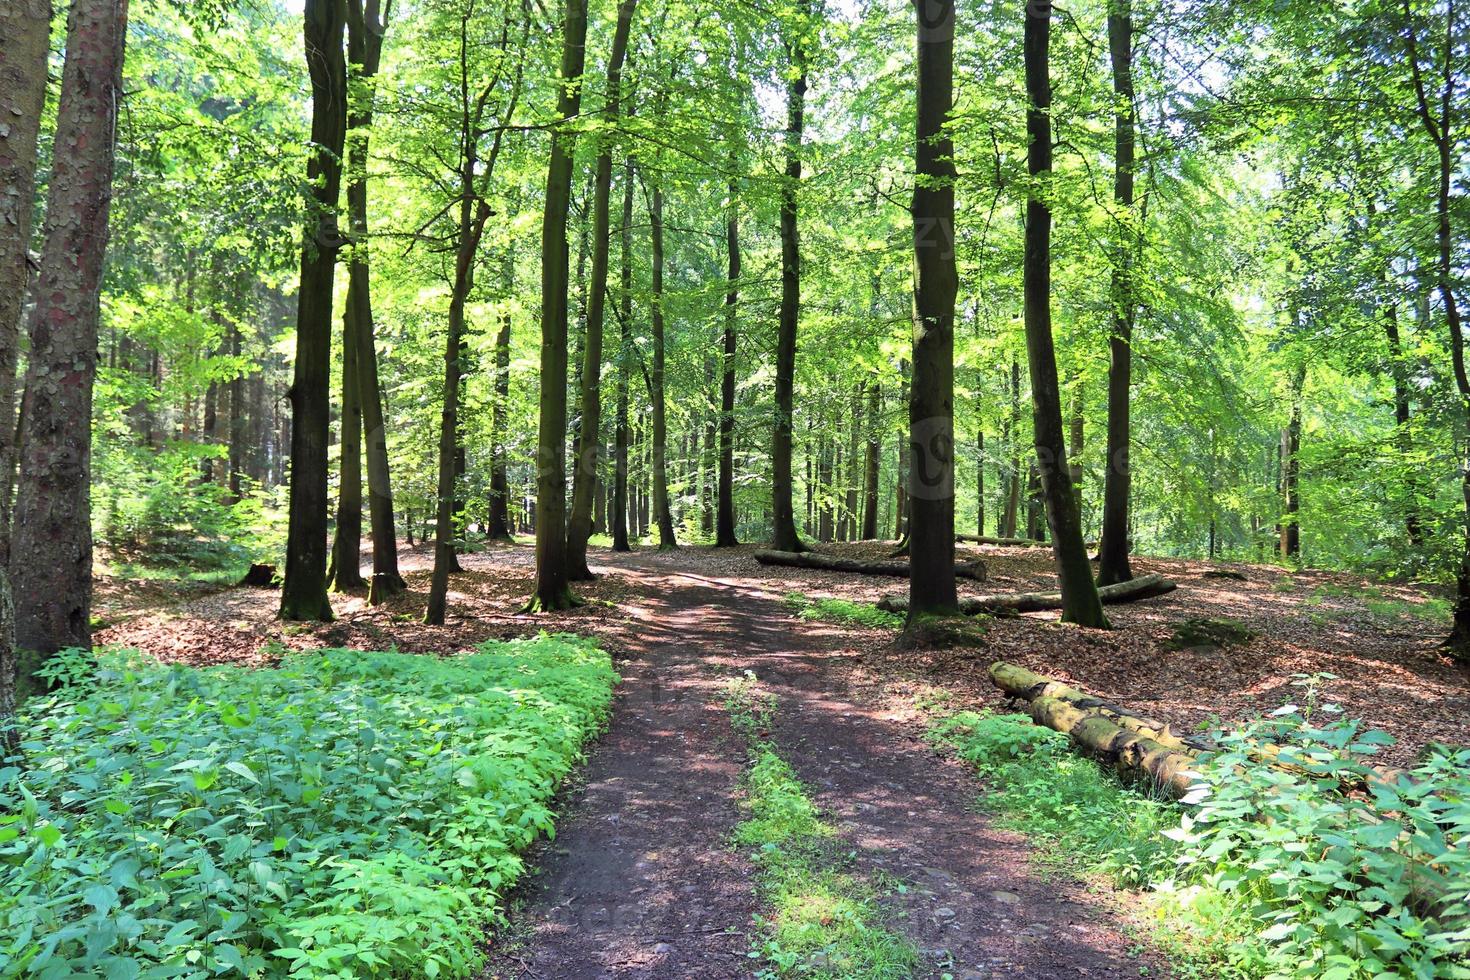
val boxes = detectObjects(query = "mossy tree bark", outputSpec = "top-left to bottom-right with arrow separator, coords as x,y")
13,0 -> 130,654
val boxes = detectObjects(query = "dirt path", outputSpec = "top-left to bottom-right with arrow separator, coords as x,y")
483,552 -> 1162,979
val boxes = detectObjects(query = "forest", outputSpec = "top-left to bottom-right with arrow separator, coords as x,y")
1,0 -> 1469,977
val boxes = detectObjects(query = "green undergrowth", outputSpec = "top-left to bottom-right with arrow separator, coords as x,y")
1,635 -> 617,979
725,674 -> 918,979
783,593 -> 903,631
929,686 -> 1470,980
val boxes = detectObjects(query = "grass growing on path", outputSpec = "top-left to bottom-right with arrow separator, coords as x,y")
1,635 -> 617,979
725,674 -> 918,979
782,593 -> 903,631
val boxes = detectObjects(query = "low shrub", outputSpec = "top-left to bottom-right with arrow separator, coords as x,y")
930,692 -> 1470,979
0,635 -> 617,979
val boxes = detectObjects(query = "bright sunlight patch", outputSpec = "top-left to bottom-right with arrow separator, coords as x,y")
0,635 -> 617,979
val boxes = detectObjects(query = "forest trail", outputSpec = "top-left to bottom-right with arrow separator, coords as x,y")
482,551 -> 1163,979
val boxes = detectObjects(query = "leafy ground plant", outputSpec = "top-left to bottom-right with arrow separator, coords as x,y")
725,674 -> 918,979
0,635 -> 617,979
929,697 -> 1470,980
782,593 -> 903,631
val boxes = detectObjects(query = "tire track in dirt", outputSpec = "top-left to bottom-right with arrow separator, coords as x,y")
485,551 -> 1164,979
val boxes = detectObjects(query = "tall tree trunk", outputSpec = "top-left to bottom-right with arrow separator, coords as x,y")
1003,358 -> 1021,537
329,287 -> 365,589
280,0 -> 348,622
568,0 -> 636,577
1023,0 -> 1107,628
0,0 -> 50,569
907,0 -> 959,620
1097,0 -> 1137,586
12,0 -> 128,660
1280,363 -> 1304,561
428,8 -> 520,622
771,4 -> 810,553
227,319 -> 246,502
1403,1 -> 1468,649
648,182 -> 678,550
717,178 -> 741,546
487,277 -> 514,542
347,2 -> 404,602
976,428 -> 985,536
1383,299 -> 1423,544
817,435 -> 834,542
612,161 -> 634,552
862,379 -> 880,539
527,0 -> 589,610
894,358 -> 910,541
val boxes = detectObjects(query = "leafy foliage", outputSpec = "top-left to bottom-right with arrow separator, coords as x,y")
0,636 -> 617,978
930,704 -> 1470,979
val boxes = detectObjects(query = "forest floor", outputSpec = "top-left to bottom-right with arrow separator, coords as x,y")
90,540 -> 1470,977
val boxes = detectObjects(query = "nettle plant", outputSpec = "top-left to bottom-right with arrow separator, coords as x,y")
1173,674 -> 1470,978
0,635 -> 617,979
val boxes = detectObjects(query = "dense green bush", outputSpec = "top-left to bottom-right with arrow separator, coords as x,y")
931,701 -> 1470,979
0,636 -> 617,979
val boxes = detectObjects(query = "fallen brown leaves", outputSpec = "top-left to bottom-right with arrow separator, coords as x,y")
94,539 -> 1470,767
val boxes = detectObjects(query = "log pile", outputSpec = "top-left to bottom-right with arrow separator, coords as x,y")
877,572 -> 1176,616
753,549 -> 988,581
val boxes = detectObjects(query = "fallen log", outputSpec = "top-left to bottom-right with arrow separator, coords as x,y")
957,534 -> 1097,549
754,549 -> 988,582
877,572 -> 1175,615
989,661 -> 1412,792
985,662 -> 1451,920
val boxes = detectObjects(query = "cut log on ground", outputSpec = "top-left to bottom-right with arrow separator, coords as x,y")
754,549 -> 987,581
877,571 -> 1175,615
985,661 -> 1450,919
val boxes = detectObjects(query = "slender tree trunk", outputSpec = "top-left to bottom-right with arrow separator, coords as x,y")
527,0 -> 589,610
771,4 -> 810,553
976,428 -> 985,536
895,358 -> 910,541
907,0 -> 959,621
717,179 -> 741,546
648,182 -> 678,549
1023,0 -> 1106,628
1003,359 -> 1021,537
227,320 -> 246,502
862,379 -> 880,539
346,0 -> 405,601
1097,0 -> 1136,586
328,300 -> 365,589
0,0 -> 50,569
335,0 -> 389,601
569,0 -> 637,576
1383,299 -> 1422,544
12,0 -> 128,661
612,162 -> 634,552
0,570 -> 13,752
280,0 -> 348,622
1280,363 -> 1304,561
1403,1 -> 1469,649
487,292 -> 514,541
